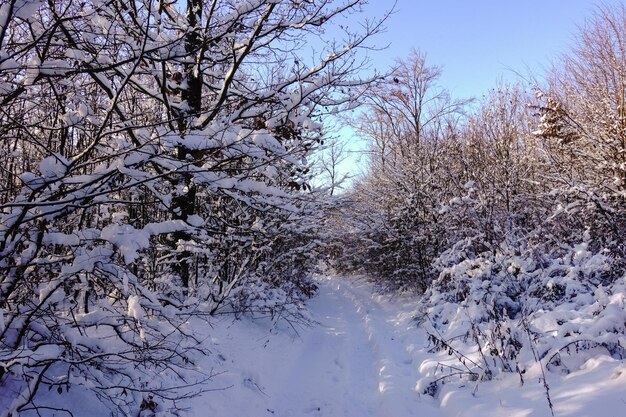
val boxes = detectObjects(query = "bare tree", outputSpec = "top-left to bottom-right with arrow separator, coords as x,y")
333,51 -> 469,292
315,135 -> 354,195
0,1 -> 384,415
534,4 -> 626,190
355,49 -> 468,169
531,3 -> 626,261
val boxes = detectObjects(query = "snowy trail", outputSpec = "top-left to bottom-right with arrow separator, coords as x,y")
18,275 -> 626,417
266,279 -> 382,416
187,276 -> 626,417
192,276 -> 441,417
336,280 -> 436,417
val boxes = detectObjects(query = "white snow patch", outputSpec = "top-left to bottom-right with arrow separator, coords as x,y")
18,277 -> 626,417
127,295 -> 144,321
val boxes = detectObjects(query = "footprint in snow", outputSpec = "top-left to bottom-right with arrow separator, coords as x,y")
243,377 -> 268,397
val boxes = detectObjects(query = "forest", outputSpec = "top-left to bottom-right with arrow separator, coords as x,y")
2,0 -> 626,416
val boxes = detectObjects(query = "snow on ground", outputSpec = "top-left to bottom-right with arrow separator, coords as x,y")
15,275 -> 624,416
193,276 -> 626,417
193,276 -> 438,417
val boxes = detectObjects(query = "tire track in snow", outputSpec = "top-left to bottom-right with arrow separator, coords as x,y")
270,277 -> 441,417
339,279 -> 433,417
267,278 -> 381,417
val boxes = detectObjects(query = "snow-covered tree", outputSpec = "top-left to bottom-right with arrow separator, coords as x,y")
440,85 -> 547,252
0,0 -> 382,414
333,50 -> 468,292
532,3 -> 626,270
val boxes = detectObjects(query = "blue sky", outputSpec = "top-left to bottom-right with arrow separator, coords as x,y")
328,0 -> 626,184
360,0 -> 625,99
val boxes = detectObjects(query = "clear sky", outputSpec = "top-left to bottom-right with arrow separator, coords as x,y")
359,0 -> 625,99
328,0 -> 626,186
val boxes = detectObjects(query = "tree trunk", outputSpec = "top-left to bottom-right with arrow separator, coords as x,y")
172,0 -> 203,290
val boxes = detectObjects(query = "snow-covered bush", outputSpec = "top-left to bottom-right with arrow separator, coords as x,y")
327,4 -> 626,412
417,235 -> 626,400
0,0 -> 381,414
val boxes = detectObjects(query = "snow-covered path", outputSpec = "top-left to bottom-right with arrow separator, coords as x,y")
190,276 -> 626,417
267,278 -> 381,416
192,276 -> 440,417
9,275 -> 624,416
263,277 -> 436,417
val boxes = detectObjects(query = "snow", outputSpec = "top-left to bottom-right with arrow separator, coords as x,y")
100,223 -> 150,264
181,276 -> 626,417
99,220 -> 197,264
11,276 -> 626,417
13,0 -> 41,21
42,231 -> 80,246
186,276 -> 427,417
38,154 -> 68,180
127,295 -> 144,321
